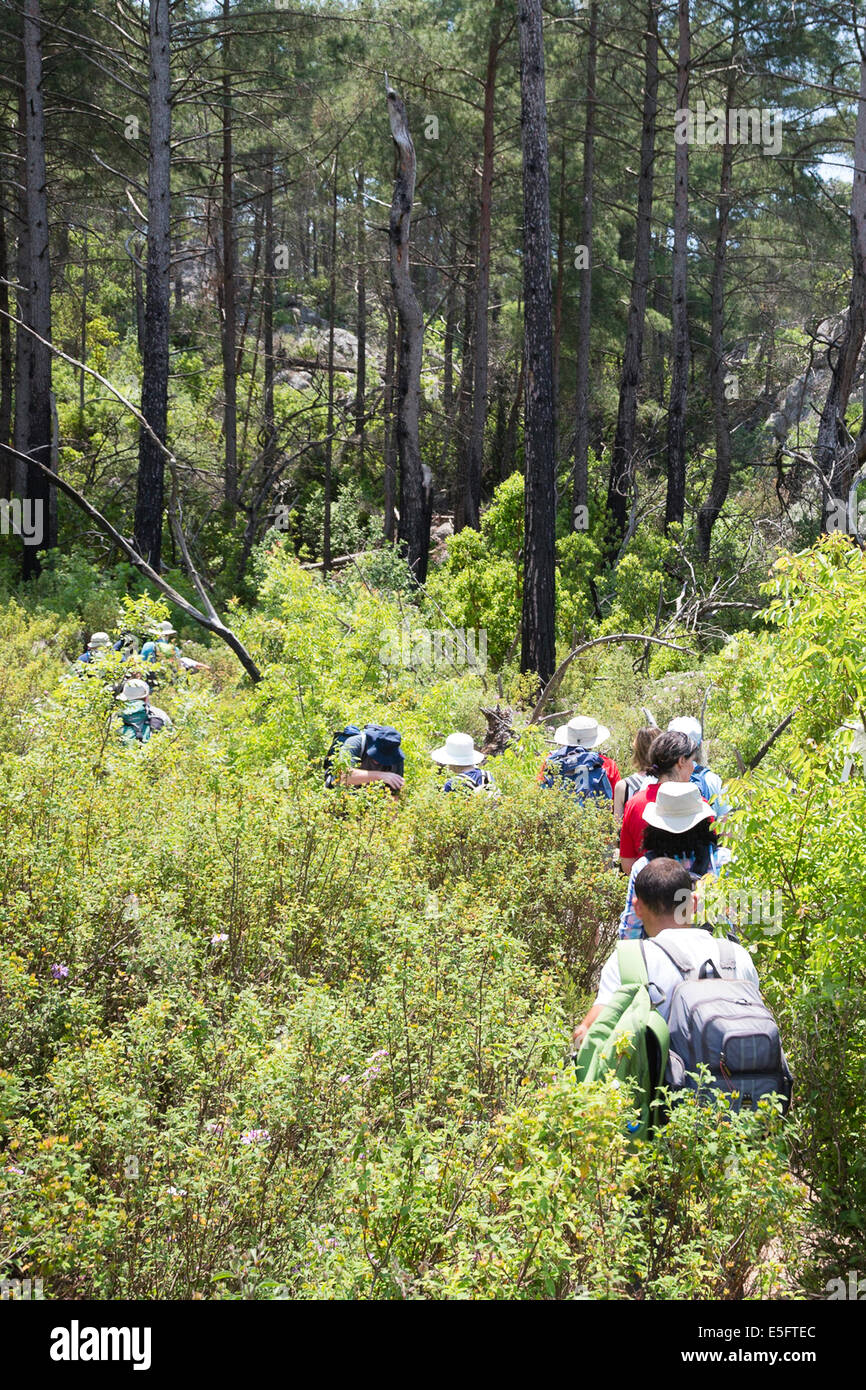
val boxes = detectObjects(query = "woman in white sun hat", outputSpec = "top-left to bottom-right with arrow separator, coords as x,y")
430,732 -> 496,796
618,781 -> 730,939
538,714 -> 621,801
116,678 -> 173,745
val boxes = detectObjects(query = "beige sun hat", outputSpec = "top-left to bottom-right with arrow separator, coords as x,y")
87,631 -> 111,649
152,620 -> 177,637
552,715 -> 610,749
430,732 -> 484,766
116,679 -> 150,704
643,781 -> 714,833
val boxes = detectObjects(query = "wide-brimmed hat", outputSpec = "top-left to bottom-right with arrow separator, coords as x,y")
667,715 -> 703,748
117,679 -> 150,704
430,732 -> 484,766
151,620 -> 177,637
88,631 -> 111,649
552,715 -> 610,749
643,781 -> 714,833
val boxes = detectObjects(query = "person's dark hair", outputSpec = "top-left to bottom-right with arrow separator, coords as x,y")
633,858 -> 693,915
632,727 -> 661,772
647,730 -> 697,778
643,820 -> 718,876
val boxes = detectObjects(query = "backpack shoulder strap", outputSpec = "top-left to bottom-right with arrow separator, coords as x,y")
716,939 -> 738,976
646,937 -> 696,980
616,939 -> 649,987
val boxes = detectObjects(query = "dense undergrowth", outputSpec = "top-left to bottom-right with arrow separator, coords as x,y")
2,531 -> 865,1298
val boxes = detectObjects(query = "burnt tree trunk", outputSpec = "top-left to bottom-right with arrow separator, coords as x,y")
606,0 -> 659,554
383,306 -> 397,541
134,0 -> 171,569
220,0 -> 238,507
355,161 -> 367,466
386,84 -> 430,581
573,0 -> 598,521
0,159 -> 12,498
517,0 -> 556,685
665,0 -> 690,529
453,245 -> 476,530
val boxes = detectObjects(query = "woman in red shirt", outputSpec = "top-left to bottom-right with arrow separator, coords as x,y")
618,729 -> 701,873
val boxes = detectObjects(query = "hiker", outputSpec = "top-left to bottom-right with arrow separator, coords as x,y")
617,782 -> 730,939
573,858 -> 791,1120
75,631 -> 113,666
668,715 -> 729,818
613,726 -> 661,823
430,732 -> 497,796
324,723 -> 405,796
116,679 -> 172,745
619,729 -> 703,873
539,715 -> 620,802
141,621 -> 209,674
575,859 -> 757,1044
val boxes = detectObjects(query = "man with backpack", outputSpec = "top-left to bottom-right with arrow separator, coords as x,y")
539,715 -> 620,803
573,858 -> 792,1132
324,724 -> 405,796
116,679 -> 172,746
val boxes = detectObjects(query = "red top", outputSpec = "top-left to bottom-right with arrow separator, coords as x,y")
619,782 -> 660,860
600,755 -> 621,792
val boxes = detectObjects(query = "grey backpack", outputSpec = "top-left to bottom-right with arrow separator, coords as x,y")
650,937 -> 793,1114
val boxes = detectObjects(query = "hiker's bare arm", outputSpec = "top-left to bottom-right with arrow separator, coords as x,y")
620,855 -> 637,875
573,1004 -> 602,1046
613,780 -> 626,823
340,769 -> 405,791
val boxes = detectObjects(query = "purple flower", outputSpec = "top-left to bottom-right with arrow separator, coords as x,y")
210,933 -> 229,946
50,963 -> 69,981
240,1129 -> 271,1146
336,1074 -> 351,1084
6,1165 -> 24,1176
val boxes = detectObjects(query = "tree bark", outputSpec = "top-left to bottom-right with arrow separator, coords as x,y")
606,0 -> 659,554
383,306 -> 397,540
453,246 -> 476,529
815,51 -> 866,498
262,147 -> 276,488
386,83 -> 430,581
573,0 -> 598,521
517,0 -> 557,685
464,5 -> 501,530
134,0 -> 171,570
696,11 -> 739,562
19,0 -> 55,574
324,154 -> 338,572
220,0 -> 238,508
665,0 -> 690,529
355,161 -> 367,466
0,159 -> 12,498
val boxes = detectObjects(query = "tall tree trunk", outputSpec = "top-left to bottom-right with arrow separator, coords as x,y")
696,15 -> 739,562
383,307 -> 397,540
13,83 -> 31,502
21,0 -> 54,573
606,0 -> 659,554
573,0 -> 598,522
517,0 -> 556,685
815,51 -> 866,498
134,0 -> 171,569
79,226 -> 88,418
220,0 -> 238,508
453,247 -> 476,529
0,159 -> 12,498
552,140 -> 566,414
355,162 -> 366,466
464,5 -> 501,530
324,155 -> 338,573
665,0 -> 690,529
386,84 -> 429,581
262,147 -> 276,487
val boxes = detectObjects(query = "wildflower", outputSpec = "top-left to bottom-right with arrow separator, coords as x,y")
6,1166 -> 24,1176
210,933 -> 229,946
205,1120 -> 224,1136
50,963 -> 69,981
240,1129 -> 271,1146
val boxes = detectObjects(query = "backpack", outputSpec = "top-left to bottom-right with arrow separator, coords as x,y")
324,723 -> 404,788
623,771 -> 649,807
120,702 -> 165,745
691,764 -> 728,817
652,937 -> 793,1114
573,941 -> 670,1141
543,747 -> 613,802
443,767 -> 498,798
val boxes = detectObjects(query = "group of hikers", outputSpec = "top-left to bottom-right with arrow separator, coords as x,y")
74,620 -> 207,744
327,710 -> 793,1129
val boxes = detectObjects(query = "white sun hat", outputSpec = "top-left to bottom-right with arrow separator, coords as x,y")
552,715 -> 610,749
87,631 -> 111,649
152,620 -> 177,637
430,732 -> 485,766
667,715 -> 703,748
116,679 -> 150,704
840,720 -> 866,756
643,781 -> 714,833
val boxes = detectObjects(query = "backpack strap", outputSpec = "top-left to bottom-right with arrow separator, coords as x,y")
647,937 -> 697,981
616,939 -> 649,988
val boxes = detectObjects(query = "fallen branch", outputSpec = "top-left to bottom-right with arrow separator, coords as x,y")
529,632 -> 697,725
747,709 -> 798,771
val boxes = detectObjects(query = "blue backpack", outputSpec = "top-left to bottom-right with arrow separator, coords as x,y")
543,747 -> 613,802
324,723 -> 404,788
691,764 -> 729,817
